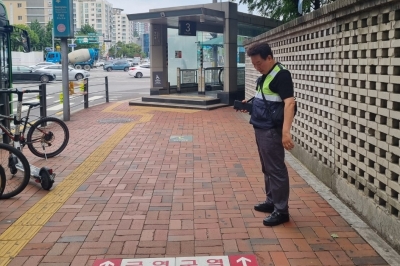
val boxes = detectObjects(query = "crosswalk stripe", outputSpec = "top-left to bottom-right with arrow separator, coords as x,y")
81,96 -> 103,103
12,96 -> 54,113
48,103 -> 75,111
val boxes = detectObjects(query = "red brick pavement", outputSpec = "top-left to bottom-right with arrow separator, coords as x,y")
0,102 -> 391,266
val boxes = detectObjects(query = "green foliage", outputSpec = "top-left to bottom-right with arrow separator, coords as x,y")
77,24 -> 97,35
108,41 -> 144,58
22,20 -> 58,51
29,20 -> 45,50
10,24 -> 39,52
43,20 -> 58,50
236,0 -> 336,22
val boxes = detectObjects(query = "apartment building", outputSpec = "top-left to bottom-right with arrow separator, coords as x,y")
3,1 -> 27,25
112,7 -> 134,44
4,0 -> 135,48
73,0 -> 134,46
4,0 -> 51,25
133,22 -> 149,36
73,0 -> 112,42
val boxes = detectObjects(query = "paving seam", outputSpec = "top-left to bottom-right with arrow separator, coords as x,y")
285,152 -> 400,266
0,103 -> 153,266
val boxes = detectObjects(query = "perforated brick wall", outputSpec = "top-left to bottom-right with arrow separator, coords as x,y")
244,0 -> 400,251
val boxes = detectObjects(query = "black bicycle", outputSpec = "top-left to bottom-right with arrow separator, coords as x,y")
0,143 -> 30,199
0,89 -> 69,159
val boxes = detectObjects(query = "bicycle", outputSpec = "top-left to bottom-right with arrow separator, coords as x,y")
0,142 -> 30,199
0,88 -> 69,159
0,164 -> 5,198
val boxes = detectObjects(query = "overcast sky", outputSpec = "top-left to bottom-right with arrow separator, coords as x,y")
106,0 -> 252,14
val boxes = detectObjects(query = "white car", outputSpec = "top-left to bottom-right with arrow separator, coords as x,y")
95,61 -> 105,67
128,64 -> 150,78
35,65 -> 90,80
29,62 -> 56,70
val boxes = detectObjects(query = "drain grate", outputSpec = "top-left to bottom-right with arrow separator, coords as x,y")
98,118 -> 132,124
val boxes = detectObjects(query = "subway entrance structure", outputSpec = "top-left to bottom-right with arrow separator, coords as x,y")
127,2 -> 281,106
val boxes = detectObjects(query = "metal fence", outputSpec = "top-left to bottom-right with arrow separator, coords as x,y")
1,77 -> 109,121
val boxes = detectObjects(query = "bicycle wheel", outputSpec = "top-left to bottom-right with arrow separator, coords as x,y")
0,165 -> 5,198
0,143 -> 31,199
26,117 -> 69,158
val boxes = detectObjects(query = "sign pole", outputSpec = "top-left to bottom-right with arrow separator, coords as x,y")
61,38 -> 70,121
52,27 -> 55,51
53,0 -> 74,121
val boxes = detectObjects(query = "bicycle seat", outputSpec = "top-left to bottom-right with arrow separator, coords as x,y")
22,102 -> 41,107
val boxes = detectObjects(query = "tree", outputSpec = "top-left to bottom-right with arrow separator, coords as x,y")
43,20 -> 60,50
29,20 -> 45,51
77,24 -> 97,35
10,24 -> 39,51
236,0 -> 336,22
108,42 -> 144,58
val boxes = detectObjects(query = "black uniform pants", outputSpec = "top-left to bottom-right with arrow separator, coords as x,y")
254,127 -> 289,214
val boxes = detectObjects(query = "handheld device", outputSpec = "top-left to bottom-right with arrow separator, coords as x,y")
233,100 -> 253,114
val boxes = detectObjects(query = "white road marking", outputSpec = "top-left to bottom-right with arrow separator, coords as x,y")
83,96 -> 104,102
48,102 -> 74,111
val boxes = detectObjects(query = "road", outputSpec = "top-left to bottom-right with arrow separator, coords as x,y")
12,68 -> 151,118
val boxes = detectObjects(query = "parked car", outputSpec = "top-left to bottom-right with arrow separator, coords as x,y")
103,60 -> 131,72
128,64 -> 150,78
126,59 -> 140,67
29,62 -> 56,70
35,65 -> 90,81
12,65 -> 56,83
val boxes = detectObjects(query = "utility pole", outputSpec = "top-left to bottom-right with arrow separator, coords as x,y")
52,25 -> 55,51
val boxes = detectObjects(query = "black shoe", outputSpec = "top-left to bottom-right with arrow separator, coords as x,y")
263,211 -> 289,226
254,201 -> 274,213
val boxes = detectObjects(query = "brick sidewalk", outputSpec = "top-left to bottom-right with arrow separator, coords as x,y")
0,102 -> 392,266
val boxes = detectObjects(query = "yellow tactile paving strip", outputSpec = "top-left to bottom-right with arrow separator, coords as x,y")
0,102 -> 199,266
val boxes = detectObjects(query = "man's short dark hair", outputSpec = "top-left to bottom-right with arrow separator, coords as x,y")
246,42 -> 273,60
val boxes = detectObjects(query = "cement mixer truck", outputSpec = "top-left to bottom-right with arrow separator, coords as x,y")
45,48 -> 99,70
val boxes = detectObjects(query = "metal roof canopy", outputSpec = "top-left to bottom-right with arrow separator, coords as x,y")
127,4 -> 282,36
127,8 -> 226,33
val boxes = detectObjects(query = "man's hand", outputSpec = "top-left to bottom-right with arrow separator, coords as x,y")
282,131 -> 294,150
239,99 -> 248,113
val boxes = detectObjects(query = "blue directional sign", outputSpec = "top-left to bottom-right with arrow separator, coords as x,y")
53,0 -> 74,38
68,44 -> 77,47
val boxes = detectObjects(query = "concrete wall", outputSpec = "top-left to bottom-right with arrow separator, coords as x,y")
244,0 -> 400,251
12,51 -> 44,66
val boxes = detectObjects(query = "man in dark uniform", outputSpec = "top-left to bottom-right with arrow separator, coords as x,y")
243,41 -> 296,226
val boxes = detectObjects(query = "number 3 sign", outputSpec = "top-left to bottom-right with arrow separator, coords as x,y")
178,21 -> 197,36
